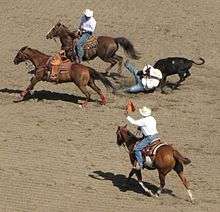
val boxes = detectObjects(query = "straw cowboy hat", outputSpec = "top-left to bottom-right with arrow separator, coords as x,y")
139,106 -> 152,117
84,9 -> 93,17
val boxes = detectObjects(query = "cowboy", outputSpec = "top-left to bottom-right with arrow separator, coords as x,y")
125,106 -> 160,169
124,60 -> 162,93
75,9 -> 96,63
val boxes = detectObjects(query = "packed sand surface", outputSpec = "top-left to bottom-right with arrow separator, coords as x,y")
0,0 -> 219,211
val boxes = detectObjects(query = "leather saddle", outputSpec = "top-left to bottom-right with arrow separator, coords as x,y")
83,36 -> 98,50
141,139 -> 164,157
49,54 -> 72,82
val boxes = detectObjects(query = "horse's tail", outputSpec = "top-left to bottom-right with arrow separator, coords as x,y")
89,68 -> 116,94
173,149 -> 191,165
114,37 -> 140,60
192,57 -> 205,65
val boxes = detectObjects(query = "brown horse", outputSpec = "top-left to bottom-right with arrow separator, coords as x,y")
116,125 -> 194,202
46,22 -> 140,75
13,46 -> 115,106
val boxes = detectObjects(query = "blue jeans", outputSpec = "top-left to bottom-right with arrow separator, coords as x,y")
124,62 -> 145,93
134,134 -> 160,167
76,32 -> 91,61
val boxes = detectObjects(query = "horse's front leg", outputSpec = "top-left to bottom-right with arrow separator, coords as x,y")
135,169 -> 155,197
128,168 -> 136,180
15,76 -> 39,102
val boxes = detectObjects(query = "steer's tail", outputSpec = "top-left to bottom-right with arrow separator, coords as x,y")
192,57 -> 205,65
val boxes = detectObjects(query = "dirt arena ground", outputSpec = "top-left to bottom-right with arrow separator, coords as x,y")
0,0 -> 219,211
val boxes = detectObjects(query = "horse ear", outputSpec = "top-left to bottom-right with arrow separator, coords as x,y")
20,46 -> 28,51
124,124 -> 127,128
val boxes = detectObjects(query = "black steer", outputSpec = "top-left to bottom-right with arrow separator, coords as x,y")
153,57 -> 205,92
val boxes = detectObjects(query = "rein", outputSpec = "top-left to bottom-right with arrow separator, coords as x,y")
122,143 -> 129,154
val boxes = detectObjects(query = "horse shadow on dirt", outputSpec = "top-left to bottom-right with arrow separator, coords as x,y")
0,88 -> 89,104
89,170 -> 177,197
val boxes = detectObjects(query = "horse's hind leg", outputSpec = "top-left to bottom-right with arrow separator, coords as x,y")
77,85 -> 91,107
113,54 -> 123,75
88,79 -> 107,105
156,171 -> 166,196
101,57 -> 118,76
174,161 -> 194,202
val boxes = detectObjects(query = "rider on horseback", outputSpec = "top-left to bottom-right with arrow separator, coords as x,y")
125,106 -> 160,169
75,9 -> 96,63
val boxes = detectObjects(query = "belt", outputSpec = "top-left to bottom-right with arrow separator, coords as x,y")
82,31 -> 92,35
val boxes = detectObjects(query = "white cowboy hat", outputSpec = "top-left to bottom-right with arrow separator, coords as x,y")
84,9 -> 93,17
139,106 -> 152,117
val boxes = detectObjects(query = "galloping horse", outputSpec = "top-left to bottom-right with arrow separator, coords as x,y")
46,22 -> 140,75
13,46 -> 115,106
116,125 -> 194,202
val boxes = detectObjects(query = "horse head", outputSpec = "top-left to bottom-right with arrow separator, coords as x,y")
46,22 -> 75,39
116,125 -> 128,146
46,22 -> 62,39
14,46 -> 29,65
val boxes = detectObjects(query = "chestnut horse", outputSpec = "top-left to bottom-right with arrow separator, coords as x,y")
116,125 -> 194,202
13,46 -> 115,106
46,22 -> 140,75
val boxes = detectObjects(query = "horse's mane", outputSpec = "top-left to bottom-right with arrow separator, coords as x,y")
25,47 -> 49,57
61,24 -> 72,34
60,23 -> 77,37
127,130 -> 139,143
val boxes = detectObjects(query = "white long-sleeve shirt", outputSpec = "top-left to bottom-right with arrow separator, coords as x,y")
141,65 -> 162,89
127,115 -> 158,136
80,16 -> 96,33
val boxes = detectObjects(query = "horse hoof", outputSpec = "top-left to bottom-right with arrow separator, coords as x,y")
190,198 -> 196,204
80,102 -> 88,108
100,98 -> 107,105
14,94 -> 24,102
100,99 -> 107,105
155,194 -> 159,198
100,95 -> 107,105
